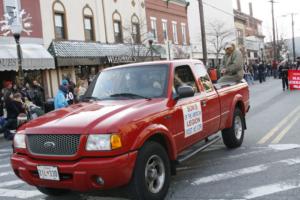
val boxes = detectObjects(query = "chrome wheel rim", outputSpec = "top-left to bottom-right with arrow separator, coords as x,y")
145,155 -> 165,194
234,115 -> 243,140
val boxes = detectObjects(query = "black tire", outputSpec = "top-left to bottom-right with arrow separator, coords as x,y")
222,108 -> 245,148
36,187 -> 69,196
130,141 -> 171,200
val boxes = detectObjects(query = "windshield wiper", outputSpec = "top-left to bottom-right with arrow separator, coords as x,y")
82,96 -> 101,101
110,93 -> 152,100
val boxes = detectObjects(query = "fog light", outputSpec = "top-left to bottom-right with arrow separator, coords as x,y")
96,176 -> 104,185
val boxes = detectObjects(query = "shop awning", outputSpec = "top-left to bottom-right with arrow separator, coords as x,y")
0,44 -> 55,71
48,40 -> 161,67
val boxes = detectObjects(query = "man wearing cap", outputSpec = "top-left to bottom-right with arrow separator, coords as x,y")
54,80 -> 69,109
218,43 -> 244,83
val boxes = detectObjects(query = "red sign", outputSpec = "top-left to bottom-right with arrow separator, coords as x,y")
288,70 -> 300,90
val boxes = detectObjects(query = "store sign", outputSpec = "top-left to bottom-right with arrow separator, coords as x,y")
0,58 -> 17,68
106,56 -> 136,64
288,70 -> 300,90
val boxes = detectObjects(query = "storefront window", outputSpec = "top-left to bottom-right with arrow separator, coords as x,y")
75,66 -> 99,84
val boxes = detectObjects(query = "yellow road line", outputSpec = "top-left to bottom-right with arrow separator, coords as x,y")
271,114 -> 300,144
257,105 -> 300,144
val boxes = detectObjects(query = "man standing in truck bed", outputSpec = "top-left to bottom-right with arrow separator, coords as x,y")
218,43 -> 244,83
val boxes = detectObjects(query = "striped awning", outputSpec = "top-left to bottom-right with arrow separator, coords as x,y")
0,44 -> 55,71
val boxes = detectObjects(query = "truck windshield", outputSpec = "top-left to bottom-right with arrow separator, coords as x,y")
89,64 -> 169,100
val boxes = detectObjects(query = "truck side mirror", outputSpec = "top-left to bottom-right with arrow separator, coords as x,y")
175,86 -> 195,100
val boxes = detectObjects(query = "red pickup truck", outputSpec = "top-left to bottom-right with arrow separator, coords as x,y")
11,60 -> 249,200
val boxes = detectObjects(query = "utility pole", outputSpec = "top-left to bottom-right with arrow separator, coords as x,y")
282,13 -> 298,62
291,13 -> 296,62
269,0 -> 277,61
198,0 -> 207,65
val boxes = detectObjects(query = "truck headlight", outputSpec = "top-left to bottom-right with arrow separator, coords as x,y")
14,132 -> 26,149
86,134 -> 122,151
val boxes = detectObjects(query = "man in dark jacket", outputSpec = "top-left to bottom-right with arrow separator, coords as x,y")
279,64 -> 289,91
3,92 -> 26,140
258,62 -> 266,83
32,80 -> 44,109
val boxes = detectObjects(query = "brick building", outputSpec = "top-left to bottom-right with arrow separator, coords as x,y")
145,0 -> 191,59
0,0 -> 54,95
234,0 -> 265,64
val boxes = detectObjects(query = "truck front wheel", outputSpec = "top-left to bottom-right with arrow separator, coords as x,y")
37,187 -> 69,196
130,141 -> 171,200
222,108 -> 245,148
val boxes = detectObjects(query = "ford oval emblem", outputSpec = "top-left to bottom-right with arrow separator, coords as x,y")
44,141 -> 56,149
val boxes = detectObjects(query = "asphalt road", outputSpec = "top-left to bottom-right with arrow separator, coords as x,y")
1,77 -> 300,200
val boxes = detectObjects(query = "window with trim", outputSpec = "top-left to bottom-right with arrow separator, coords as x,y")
173,65 -> 199,96
131,15 -> 140,44
54,13 -> 66,39
162,20 -> 168,41
132,23 -> 141,43
181,23 -> 187,45
84,16 -> 94,41
172,22 -> 178,44
150,17 -> 157,41
194,64 -> 214,92
114,20 -> 123,43
3,0 -> 20,25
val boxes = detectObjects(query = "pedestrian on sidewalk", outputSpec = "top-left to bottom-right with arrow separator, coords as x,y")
32,80 -> 45,109
75,79 -> 87,102
243,63 -> 254,85
3,92 -> 26,140
258,62 -> 265,83
54,80 -> 69,110
279,63 -> 289,91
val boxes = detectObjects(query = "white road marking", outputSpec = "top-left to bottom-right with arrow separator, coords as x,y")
0,180 -> 24,187
257,104 -> 300,144
244,180 -> 300,199
0,172 -> 14,177
0,158 -> 9,163
0,188 -> 42,199
279,158 -> 300,165
0,153 -> 10,157
192,165 -> 268,185
271,114 -> 300,144
191,157 -> 300,185
268,144 -> 300,151
0,164 -> 10,169
0,149 -> 11,153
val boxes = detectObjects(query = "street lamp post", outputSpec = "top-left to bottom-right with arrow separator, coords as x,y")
12,30 -> 23,85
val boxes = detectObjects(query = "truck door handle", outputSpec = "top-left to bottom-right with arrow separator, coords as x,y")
201,100 -> 207,107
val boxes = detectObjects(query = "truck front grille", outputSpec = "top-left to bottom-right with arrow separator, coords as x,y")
27,134 -> 81,156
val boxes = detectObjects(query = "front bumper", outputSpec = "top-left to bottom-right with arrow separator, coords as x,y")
11,152 -> 138,192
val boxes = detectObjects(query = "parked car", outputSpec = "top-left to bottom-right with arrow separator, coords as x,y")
11,60 -> 250,200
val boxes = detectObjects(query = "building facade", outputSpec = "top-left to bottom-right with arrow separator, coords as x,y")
0,0 -> 54,96
187,0 -> 236,67
234,0 -> 265,64
40,0 -> 152,97
145,0 -> 191,60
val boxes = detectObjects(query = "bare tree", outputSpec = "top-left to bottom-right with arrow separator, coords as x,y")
206,21 -> 234,66
122,13 -> 153,61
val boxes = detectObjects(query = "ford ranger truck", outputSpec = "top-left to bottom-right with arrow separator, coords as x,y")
11,60 -> 250,200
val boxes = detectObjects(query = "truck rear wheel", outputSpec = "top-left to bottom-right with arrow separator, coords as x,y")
37,187 -> 69,196
130,141 -> 170,200
222,108 -> 245,148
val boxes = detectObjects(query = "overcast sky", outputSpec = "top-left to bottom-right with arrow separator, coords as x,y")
232,0 -> 300,41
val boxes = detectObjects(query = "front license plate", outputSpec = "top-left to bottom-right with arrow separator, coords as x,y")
37,166 -> 60,181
